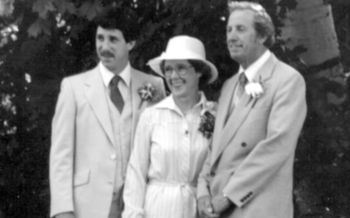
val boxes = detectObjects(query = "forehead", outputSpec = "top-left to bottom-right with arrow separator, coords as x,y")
227,9 -> 255,27
164,60 -> 190,66
96,26 -> 124,38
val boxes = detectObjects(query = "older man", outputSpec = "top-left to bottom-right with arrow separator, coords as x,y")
197,2 -> 307,218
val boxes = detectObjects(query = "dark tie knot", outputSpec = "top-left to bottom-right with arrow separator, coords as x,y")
239,72 -> 248,86
110,75 -> 121,87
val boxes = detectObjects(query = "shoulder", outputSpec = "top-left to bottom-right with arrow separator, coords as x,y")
138,102 -> 162,125
274,59 -> 304,81
269,59 -> 306,97
221,74 -> 237,91
132,68 -> 163,83
62,66 -> 99,85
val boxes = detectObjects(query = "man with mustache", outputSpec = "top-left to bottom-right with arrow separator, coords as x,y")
197,2 -> 307,218
49,7 -> 165,218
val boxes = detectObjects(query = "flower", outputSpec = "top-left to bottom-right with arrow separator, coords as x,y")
138,83 -> 156,101
245,82 -> 264,99
137,83 -> 162,108
198,102 -> 217,139
244,79 -> 264,107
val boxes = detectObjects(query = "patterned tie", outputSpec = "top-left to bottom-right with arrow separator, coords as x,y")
109,75 -> 124,113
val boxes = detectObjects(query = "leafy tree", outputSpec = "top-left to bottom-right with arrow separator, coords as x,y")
0,0 -> 349,217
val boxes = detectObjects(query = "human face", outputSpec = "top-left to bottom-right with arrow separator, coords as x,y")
226,10 -> 266,68
164,60 -> 201,99
96,26 -> 135,74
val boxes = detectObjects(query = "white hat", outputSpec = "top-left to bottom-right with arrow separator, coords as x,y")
147,35 -> 218,84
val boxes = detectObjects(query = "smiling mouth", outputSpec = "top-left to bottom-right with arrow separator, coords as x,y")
170,80 -> 184,88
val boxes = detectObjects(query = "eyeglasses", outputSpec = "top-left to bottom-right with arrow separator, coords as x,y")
164,64 -> 194,77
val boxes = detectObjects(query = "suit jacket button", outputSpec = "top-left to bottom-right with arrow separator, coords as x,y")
241,142 -> 247,147
110,154 -> 116,160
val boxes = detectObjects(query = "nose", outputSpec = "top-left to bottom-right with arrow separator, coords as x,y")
227,30 -> 238,43
169,69 -> 181,79
100,40 -> 110,50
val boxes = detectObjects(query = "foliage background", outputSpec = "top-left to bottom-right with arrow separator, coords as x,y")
0,0 -> 349,217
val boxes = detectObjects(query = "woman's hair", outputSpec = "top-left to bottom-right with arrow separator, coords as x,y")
160,59 -> 211,90
228,1 -> 275,48
188,60 -> 211,90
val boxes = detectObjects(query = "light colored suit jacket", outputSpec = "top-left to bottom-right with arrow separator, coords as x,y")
49,66 -> 165,218
197,54 -> 307,218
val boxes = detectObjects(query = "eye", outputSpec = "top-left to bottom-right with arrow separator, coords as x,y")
164,66 -> 173,73
236,25 -> 246,32
177,65 -> 187,71
96,34 -> 104,41
109,36 -> 118,43
226,26 -> 232,33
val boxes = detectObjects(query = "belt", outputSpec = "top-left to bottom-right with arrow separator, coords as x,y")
149,180 -> 197,218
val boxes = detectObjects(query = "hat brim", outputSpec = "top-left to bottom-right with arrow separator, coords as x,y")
147,53 -> 218,84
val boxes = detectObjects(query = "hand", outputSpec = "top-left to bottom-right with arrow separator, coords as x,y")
55,212 -> 75,218
197,196 -> 219,218
211,195 -> 233,214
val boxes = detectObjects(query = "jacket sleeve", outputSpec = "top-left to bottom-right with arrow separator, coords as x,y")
197,147 -> 212,199
122,108 -> 153,218
49,78 -> 76,217
155,76 -> 166,101
223,71 -> 307,207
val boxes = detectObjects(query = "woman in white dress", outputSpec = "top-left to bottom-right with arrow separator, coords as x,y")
122,35 -> 218,218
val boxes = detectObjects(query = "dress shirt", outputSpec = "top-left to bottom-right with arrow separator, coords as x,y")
237,49 -> 271,82
99,62 -> 131,100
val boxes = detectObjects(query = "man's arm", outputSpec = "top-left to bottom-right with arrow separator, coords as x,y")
197,144 -> 220,218
49,78 -> 76,217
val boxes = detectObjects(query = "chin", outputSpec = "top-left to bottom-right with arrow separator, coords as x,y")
171,89 -> 186,98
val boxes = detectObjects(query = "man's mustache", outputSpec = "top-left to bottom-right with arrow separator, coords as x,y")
100,50 -> 114,57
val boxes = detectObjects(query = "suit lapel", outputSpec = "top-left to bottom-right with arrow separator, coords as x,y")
84,67 -> 115,146
211,75 -> 237,157
130,68 -> 145,143
212,54 -> 278,164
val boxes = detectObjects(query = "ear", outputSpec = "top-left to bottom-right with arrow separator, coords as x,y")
127,40 -> 136,51
258,35 -> 268,46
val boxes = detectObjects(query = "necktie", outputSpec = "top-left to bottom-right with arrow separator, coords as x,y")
236,72 -> 248,100
109,75 -> 124,113
225,72 -> 248,125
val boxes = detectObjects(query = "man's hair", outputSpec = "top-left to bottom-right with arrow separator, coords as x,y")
228,1 -> 275,48
94,7 -> 140,42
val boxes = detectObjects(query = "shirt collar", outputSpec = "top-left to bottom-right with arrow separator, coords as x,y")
238,50 -> 271,82
99,62 -> 131,87
155,92 -> 207,112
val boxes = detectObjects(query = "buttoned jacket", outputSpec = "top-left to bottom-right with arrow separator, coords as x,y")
49,65 -> 165,218
197,54 -> 307,218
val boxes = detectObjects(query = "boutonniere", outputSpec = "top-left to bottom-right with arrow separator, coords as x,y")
245,79 -> 264,107
198,102 -> 217,139
138,83 -> 161,107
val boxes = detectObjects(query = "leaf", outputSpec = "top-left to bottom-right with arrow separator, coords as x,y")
77,0 -> 103,21
54,0 -> 76,15
32,0 -> 55,18
27,19 -> 51,37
